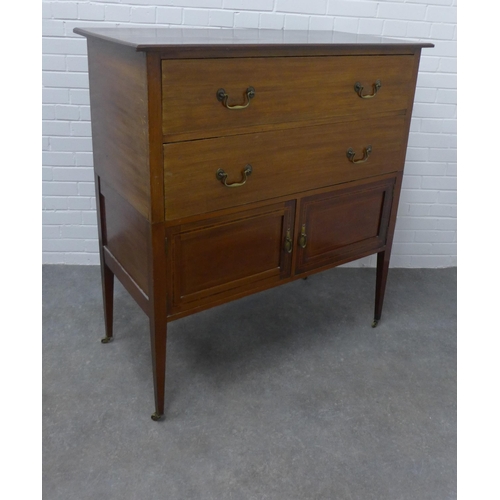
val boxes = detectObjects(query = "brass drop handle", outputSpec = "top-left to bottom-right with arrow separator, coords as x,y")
216,164 -> 252,188
298,224 -> 307,249
354,79 -> 381,99
284,228 -> 293,254
216,86 -> 255,109
346,145 -> 372,164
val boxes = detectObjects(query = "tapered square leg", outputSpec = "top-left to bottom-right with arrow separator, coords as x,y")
100,264 -> 115,343
149,311 -> 167,421
373,250 -> 390,327
148,222 -> 169,421
94,173 -> 115,343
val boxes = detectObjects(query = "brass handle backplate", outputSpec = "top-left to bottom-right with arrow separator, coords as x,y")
284,229 -> 293,254
216,86 -> 255,109
346,145 -> 372,164
216,164 -> 253,188
354,80 -> 381,99
299,224 -> 307,249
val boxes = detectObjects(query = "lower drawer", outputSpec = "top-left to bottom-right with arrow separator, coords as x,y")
164,114 -> 406,220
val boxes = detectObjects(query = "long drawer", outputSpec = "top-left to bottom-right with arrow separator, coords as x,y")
164,114 -> 407,220
162,55 -> 415,142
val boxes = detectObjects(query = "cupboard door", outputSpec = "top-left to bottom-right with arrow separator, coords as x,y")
171,201 -> 295,313
295,178 -> 395,274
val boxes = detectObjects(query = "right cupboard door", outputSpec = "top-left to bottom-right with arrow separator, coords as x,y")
295,177 -> 396,275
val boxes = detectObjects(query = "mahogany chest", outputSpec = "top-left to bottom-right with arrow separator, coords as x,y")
74,27 -> 433,420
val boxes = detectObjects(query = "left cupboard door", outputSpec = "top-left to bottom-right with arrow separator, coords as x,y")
170,201 -> 295,314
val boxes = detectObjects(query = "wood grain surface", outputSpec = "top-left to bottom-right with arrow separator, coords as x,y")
162,55 -> 415,141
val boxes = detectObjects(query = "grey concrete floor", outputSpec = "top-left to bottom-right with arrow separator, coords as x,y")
43,265 -> 456,500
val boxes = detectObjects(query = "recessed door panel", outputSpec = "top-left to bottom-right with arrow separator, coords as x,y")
295,178 -> 395,274
171,202 -> 295,312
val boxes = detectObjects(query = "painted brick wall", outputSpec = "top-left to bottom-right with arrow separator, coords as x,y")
42,0 -> 457,267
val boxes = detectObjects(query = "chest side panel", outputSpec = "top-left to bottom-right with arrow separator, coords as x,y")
87,38 -> 151,219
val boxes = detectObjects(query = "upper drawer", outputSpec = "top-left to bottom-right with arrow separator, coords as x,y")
162,55 -> 416,142
163,114 -> 406,220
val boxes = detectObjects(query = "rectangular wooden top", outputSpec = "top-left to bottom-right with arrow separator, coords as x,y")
73,27 -> 434,57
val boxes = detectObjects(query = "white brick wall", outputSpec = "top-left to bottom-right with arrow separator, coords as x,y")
42,0 -> 457,267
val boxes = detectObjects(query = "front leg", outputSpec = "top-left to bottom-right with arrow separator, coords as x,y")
148,223 -> 169,421
149,312 -> 167,421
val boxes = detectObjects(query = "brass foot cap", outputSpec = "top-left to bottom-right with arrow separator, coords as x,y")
101,336 -> 113,344
151,412 -> 164,422
371,320 -> 379,328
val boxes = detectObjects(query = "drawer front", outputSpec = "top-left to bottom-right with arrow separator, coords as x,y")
164,115 -> 406,220
295,177 -> 396,274
162,55 -> 415,142
170,202 -> 294,312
